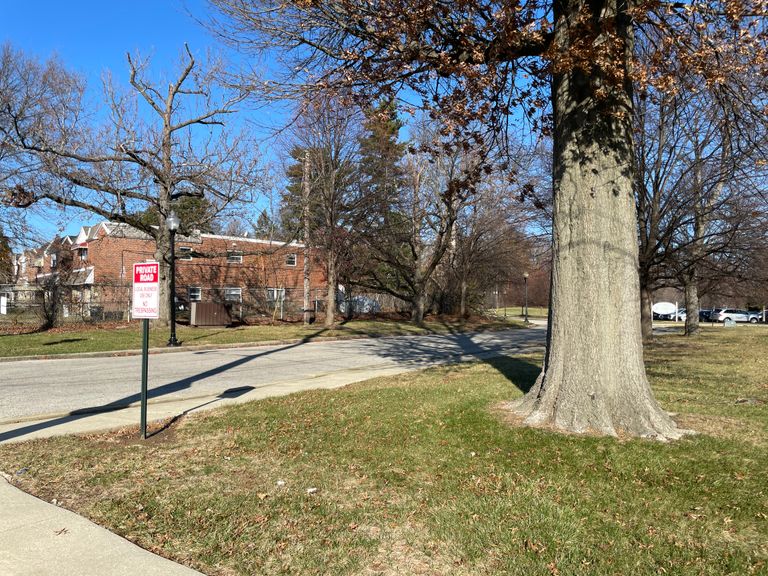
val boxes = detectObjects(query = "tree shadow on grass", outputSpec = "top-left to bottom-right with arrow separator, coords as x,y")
42,338 -> 88,346
482,356 -> 540,394
346,328 -> 545,395
0,326 -> 546,443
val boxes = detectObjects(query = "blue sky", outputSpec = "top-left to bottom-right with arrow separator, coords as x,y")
1,1 -> 213,82
1,0 -> 277,243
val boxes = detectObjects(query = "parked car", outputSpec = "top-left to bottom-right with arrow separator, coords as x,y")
747,309 -> 764,322
714,309 -> 760,323
699,309 -> 712,322
653,309 -> 685,321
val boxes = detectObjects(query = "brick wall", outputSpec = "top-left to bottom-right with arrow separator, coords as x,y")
15,223 -> 329,321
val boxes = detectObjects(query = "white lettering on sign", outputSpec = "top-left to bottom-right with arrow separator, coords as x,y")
132,261 -> 160,319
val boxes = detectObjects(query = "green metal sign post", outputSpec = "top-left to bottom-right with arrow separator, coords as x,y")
133,261 -> 160,440
140,318 -> 149,439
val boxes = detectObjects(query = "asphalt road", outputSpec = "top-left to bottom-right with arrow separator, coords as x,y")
0,328 -> 546,423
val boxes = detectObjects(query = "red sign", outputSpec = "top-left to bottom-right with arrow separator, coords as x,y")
132,262 -> 160,319
134,263 -> 159,284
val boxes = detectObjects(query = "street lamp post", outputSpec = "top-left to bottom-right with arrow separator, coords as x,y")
523,272 -> 529,324
166,210 -> 180,347
504,284 -> 507,318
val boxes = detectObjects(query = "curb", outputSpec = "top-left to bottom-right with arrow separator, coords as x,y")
0,323 -> 531,363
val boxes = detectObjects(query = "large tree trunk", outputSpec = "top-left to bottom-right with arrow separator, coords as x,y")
154,226 -> 172,326
411,289 -> 427,326
640,279 -> 654,342
512,0 -> 685,440
325,249 -> 337,327
683,273 -> 701,336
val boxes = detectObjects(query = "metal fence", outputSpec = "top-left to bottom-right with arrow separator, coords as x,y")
0,284 -> 412,326
0,286 -> 131,324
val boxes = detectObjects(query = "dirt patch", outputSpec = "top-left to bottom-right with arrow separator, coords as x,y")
360,525 -> 460,576
82,415 -> 185,447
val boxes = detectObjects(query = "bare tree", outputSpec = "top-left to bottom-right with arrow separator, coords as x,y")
441,179 -> 535,317
635,38 -> 768,339
351,114 -> 480,324
281,96 -> 360,327
0,43 -> 262,322
208,0 -> 768,439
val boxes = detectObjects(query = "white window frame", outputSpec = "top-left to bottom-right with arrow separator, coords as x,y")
266,288 -> 285,303
50,253 -> 58,269
78,247 -> 88,261
285,253 -> 297,267
227,250 -> 243,264
188,286 -> 202,302
178,246 -> 193,261
224,287 -> 242,302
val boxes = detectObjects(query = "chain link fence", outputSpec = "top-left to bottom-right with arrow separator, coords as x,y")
0,284 -> 412,326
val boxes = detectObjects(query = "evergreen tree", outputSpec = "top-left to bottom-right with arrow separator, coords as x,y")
356,99 -> 406,223
281,99 -> 360,326
252,209 -> 281,241
134,196 -> 217,235
280,146 -> 325,243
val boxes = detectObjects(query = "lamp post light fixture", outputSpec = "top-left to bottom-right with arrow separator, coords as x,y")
166,210 -> 181,347
523,272 -> 529,324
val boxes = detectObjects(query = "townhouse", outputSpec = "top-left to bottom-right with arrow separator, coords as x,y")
15,221 -> 327,321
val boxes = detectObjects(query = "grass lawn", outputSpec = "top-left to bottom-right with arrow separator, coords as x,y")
1,327 -> 766,575
0,316 -> 520,358
494,306 -> 548,319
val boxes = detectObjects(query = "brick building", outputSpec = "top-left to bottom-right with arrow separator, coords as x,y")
14,222 -> 327,321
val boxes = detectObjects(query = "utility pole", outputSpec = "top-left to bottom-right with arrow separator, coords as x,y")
302,151 -> 312,325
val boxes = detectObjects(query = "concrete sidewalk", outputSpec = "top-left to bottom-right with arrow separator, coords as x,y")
0,362 -> 420,445
0,367 -> 418,576
0,474 -> 203,576
0,327 -> 546,575
0,363 -> 426,576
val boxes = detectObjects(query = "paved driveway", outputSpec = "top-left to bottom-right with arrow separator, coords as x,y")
0,328 -> 546,424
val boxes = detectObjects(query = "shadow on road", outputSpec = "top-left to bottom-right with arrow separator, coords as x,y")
1,327 -> 545,443
0,329 -> 333,443
348,329 -> 544,394
147,385 -> 255,438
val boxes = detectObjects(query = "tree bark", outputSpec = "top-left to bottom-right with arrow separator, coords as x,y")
640,279 -> 654,342
412,288 -> 427,326
512,0 -> 685,440
154,225 -> 172,327
325,248 -> 337,327
683,272 -> 701,336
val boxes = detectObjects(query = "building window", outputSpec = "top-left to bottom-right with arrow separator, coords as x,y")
227,250 -> 243,264
224,287 -> 242,302
50,253 -> 58,269
178,246 -> 193,261
78,247 -> 88,261
285,253 -> 297,267
267,288 -> 285,303
188,287 -> 202,302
